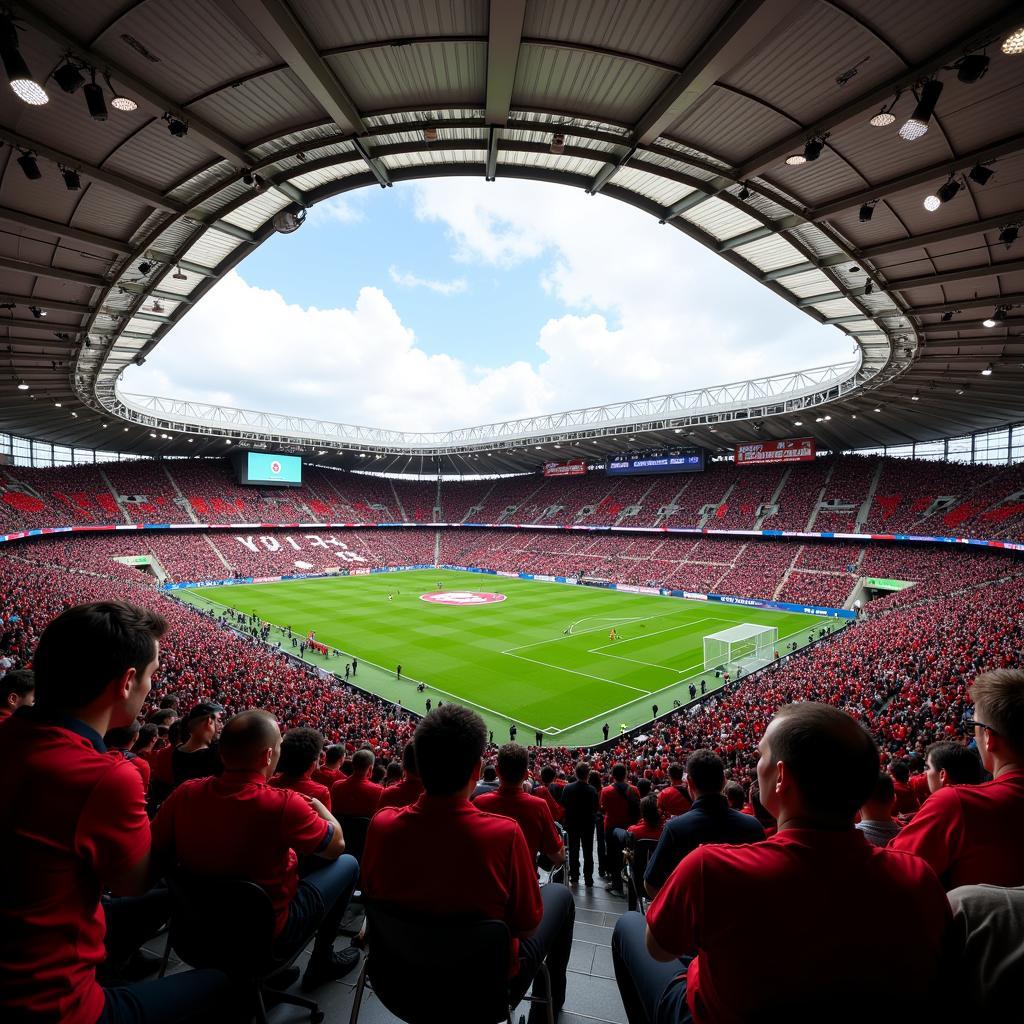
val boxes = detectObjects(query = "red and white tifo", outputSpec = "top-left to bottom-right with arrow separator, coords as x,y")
420,591 -> 507,605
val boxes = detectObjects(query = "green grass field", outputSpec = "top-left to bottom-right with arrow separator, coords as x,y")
177,569 -> 839,746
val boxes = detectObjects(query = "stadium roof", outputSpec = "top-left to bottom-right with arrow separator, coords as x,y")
0,0 -> 1022,475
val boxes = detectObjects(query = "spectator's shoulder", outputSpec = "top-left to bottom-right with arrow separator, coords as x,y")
474,805 -> 523,839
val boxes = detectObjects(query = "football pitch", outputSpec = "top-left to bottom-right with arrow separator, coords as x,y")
177,569 -> 838,746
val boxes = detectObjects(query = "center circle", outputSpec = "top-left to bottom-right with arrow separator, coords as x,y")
420,591 -> 507,605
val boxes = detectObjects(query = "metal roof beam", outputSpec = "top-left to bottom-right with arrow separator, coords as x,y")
860,211 -> 1024,261
889,258 -> 1024,292
142,254 -> 216,278
0,292 -> 92,314
0,254 -> 106,289
0,128 -> 186,215
810,133 -> 1024,219
912,293 -> 1024,316
717,216 -> 803,250
485,126 -> 499,181
10,2 -> 250,168
242,0 -> 391,186
0,206 -> 133,257
589,143 -> 637,195
734,7 -> 1024,180
485,0 -> 528,126
634,0 -> 804,145
762,260 -> 817,281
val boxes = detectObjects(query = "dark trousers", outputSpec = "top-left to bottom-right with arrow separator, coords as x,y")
99,969 -> 235,1024
611,912 -> 692,1024
566,821 -> 595,883
606,827 -> 626,892
595,817 -> 608,874
510,883 -> 576,1024
275,854 -> 359,965
101,889 -> 171,979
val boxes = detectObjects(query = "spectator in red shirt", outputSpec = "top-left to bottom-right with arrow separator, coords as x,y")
626,795 -> 664,844
311,743 -> 344,789
0,666 -> 34,719
475,743 -> 565,867
148,701 -> 223,807
890,760 -> 920,817
893,670 -> 1024,888
377,741 -> 424,810
104,722 -> 152,794
923,740 -> 984,794
0,601 -> 232,1024
655,763 -> 691,820
533,764 -> 565,823
330,747 -> 383,818
362,706 -> 575,1023
612,703 -> 952,1024
270,727 -> 332,809
152,709 -> 361,990
601,763 -> 640,897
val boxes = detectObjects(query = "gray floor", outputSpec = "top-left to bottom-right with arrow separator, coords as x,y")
153,880 -> 631,1023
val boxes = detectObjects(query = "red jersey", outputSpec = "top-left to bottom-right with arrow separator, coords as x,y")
270,773 -> 332,810
627,819 -> 664,842
152,769 -> 331,935
311,765 -> 342,789
475,785 -> 563,859
331,774 -> 384,818
892,779 -> 919,816
377,775 -> 424,811
533,784 -> 565,823
600,782 -> 640,830
0,712 -> 150,1024
647,828 -> 951,1023
891,769 -> 1024,888
657,784 -> 692,819
362,794 -> 541,969
909,773 -> 931,807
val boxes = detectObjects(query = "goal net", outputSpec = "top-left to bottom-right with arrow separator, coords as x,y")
703,623 -> 778,675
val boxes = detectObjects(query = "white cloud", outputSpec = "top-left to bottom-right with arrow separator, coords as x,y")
308,195 -> 364,225
130,178 -> 851,432
387,265 -> 467,295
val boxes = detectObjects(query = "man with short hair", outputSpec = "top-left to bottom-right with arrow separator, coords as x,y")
924,740 -> 985,793
893,670 -> 1024,888
0,666 -> 34,719
153,710 -> 360,990
0,601 -> 232,1023
644,749 -> 764,896
105,721 -> 152,794
533,765 -> 565,823
271,727 -> 332,808
311,743 -> 345,788
149,701 -> 224,804
855,772 -> 901,847
362,706 -> 575,1024
601,764 -> 640,896
377,741 -> 424,810
471,762 -> 500,800
476,743 -> 565,866
612,703 -> 952,1023
330,747 -> 383,818
560,762 -> 599,887
656,763 -> 691,820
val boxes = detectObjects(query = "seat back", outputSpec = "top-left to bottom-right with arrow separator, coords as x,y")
340,815 -> 371,863
166,874 -> 277,978
364,902 -> 512,1023
626,839 -> 659,914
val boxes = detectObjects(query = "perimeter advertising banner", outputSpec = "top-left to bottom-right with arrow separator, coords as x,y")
543,459 -> 587,477
734,437 -> 816,466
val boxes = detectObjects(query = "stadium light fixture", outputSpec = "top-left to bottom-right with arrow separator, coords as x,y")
0,15 -> 48,105
937,178 -> 962,204
549,133 -> 565,155
955,386 -> 966,395
53,59 -> 85,94
138,262 -> 153,276
859,202 -> 875,222
163,112 -> 188,137
923,193 -> 941,212
104,72 -> 137,111
981,363 -> 993,375
59,165 -> 81,191
54,401 -> 61,407
737,184 -> 751,201
16,150 -> 41,180
1001,27 -> 1024,55
16,379 -> 28,390
83,70 -> 107,120
864,281 -> 874,295
956,54 -> 990,83
172,266 -> 187,280
794,420 -> 802,426
29,306 -> 45,319
911,391 -> 920,401
899,79 -> 942,140
968,163 -> 994,186
999,224 -> 1019,249
869,106 -> 896,127
803,136 -> 826,161
873,407 -> 881,412
941,311 -> 954,321
785,153 -> 806,166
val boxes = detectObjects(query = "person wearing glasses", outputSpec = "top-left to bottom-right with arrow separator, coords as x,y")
892,669 -> 1024,889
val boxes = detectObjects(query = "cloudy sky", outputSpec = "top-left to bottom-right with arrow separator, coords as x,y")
126,178 -> 853,433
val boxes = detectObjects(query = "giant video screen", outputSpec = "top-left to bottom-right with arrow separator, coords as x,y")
237,452 -> 302,487
606,449 -> 704,476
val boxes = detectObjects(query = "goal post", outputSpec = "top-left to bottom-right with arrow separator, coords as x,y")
703,623 -> 778,675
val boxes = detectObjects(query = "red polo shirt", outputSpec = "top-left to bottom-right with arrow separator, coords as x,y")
646,828 -> 950,1023
362,793 -> 542,968
891,769 -> 1024,888
152,769 -> 330,935
533,784 -> 565,823
627,819 -> 663,842
0,711 -> 150,1024
311,765 -> 342,789
909,773 -> 931,808
657,784 -> 692,819
893,779 -> 919,816
600,782 -> 640,830
270,773 -> 332,810
377,775 -> 424,811
331,773 -> 384,817
475,785 -> 563,859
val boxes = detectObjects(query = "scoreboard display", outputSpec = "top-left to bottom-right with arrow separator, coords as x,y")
606,449 -> 705,476
234,452 -> 303,487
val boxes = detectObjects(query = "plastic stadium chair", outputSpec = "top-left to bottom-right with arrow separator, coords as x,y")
348,902 -> 554,1024
162,873 -> 324,1023
624,839 -> 659,915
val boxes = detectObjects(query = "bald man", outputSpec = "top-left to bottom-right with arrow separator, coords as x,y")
152,710 -> 360,990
